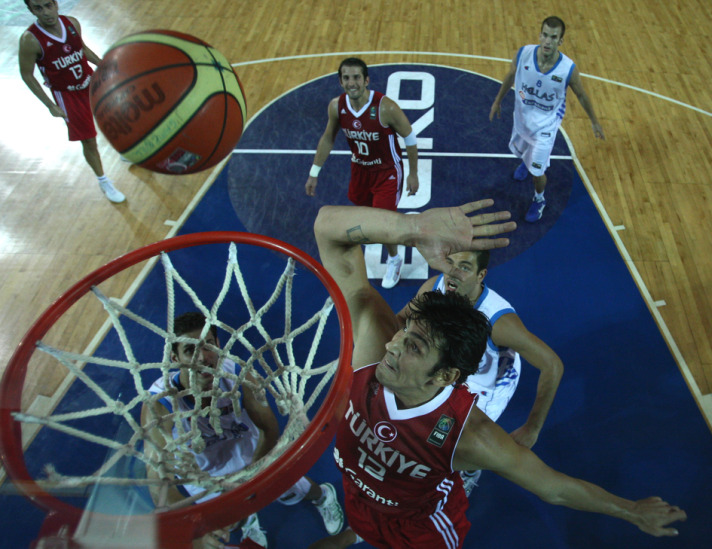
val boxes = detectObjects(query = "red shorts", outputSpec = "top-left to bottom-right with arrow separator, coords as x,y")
347,163 -> 402,211
52,87 -> 97,142
343,480 -> 470,549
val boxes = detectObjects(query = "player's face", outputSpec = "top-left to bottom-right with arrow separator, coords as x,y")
376,319 -> 446,401
28,0 -> 59,28
173,328 -> 220,391
339,66 -> 369,102
442,251 -> 486,300
539,24 -> 564,57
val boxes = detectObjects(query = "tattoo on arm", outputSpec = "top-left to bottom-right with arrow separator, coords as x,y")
346,225 -> 370,244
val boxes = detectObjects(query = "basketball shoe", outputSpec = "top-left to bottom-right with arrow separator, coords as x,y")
98,177 -> 126,203
461,469 -> 482,497
381,254 -> 403,289
241,513 -> 268,548
313,483 -> 344,535
525,197 -> 546,222
513,162 -> 529,181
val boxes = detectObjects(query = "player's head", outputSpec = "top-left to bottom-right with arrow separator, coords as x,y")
380,291 -> 490,392
338,57 -> 369,81
541,16 -> 566,39
26,0 -> 58,22
442,250 -> 489,300
540,16 -> 565,56
171,312 -> 220,389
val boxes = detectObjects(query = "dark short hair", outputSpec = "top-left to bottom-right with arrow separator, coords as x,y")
474,249 -> 490,273
172,312 -> 217,354
406,291 -> 490,385
338,57 -> 368,81
541,16 -> 566,39
25,0 -> 53,9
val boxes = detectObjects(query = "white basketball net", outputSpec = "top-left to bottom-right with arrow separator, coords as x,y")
12,242 -> 339,508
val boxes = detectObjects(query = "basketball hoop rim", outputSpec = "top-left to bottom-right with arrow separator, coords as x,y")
0,231 -> 353,541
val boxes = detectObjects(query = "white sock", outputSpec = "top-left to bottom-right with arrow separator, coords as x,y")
534,191 -> 545,201
98,175 -> 109,183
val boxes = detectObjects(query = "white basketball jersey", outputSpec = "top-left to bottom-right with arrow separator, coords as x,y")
433,276 -> 521,395
513,45 -> 575,139
148,359 -> 260,478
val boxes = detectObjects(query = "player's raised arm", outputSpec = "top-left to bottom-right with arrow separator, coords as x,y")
455,413 -> 687,538
315,200 -> 514,290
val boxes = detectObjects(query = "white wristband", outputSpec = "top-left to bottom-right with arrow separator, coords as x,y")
309,164 -> 322,178
403,131 -> 417,147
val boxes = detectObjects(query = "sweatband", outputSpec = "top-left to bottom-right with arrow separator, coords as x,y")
309,164 -> 322,178
403,131 -> 417,146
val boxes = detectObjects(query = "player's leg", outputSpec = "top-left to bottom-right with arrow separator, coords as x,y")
524,136 -> 554,222
277,477 -> 344,535
58,88 -> 126,203
461,358 -> 521,495
508,131 -> 530,181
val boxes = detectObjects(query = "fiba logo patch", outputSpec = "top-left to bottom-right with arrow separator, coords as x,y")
352,120 -> 362,129
427,414 -> 454,447
374,421 -> 398,442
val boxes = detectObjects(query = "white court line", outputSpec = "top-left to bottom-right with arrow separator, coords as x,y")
232,148 -> 572,159
560,129 -> 712,430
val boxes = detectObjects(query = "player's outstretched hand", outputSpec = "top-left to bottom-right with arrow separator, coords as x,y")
630,496 -> 687,537
409,200 -> 516,274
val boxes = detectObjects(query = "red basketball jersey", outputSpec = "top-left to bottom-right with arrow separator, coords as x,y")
338,91 -> 403,172
26,15 -> 92,92
334,364 -> 478,519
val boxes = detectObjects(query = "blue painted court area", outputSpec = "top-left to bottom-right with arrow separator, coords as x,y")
1,65 -> 710,548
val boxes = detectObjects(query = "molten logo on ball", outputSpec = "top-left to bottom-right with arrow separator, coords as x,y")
94,83 -> 166,141
90,30 -> 247,175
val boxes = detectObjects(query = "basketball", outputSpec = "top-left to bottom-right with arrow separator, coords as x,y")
90,30 -> 246,174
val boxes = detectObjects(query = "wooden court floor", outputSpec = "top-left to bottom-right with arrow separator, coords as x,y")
1,0 -> 711,475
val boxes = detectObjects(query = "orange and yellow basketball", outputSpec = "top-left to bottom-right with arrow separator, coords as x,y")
90,30 -> 246,174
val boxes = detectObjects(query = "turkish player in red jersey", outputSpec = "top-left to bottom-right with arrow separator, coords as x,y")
19,0 -> 125,203
312,202 -> 685,548
306,57 -> 419,289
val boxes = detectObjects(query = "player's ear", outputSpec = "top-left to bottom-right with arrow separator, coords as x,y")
477,268 -> 488,284
432,367 -> 460,386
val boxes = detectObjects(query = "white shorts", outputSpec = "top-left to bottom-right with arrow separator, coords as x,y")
508,128 -> 557,177
468,362 -> 521,422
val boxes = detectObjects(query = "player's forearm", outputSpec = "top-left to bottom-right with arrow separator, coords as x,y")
405,144 -> 418,172
82,44 -> 102,66
544,473 -> 639,522
493,73 -> 515,104
315,206 -> 416,249
525,360 -> 563,432
577,92 -> 600,126
21,74 -> 55,110
312,133 -> 336,168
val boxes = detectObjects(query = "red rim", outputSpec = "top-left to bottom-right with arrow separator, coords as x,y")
0,232 -> 352,545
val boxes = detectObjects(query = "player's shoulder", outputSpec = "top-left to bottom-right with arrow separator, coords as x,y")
64,15 -> 81,29
19,28 -> 41,50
